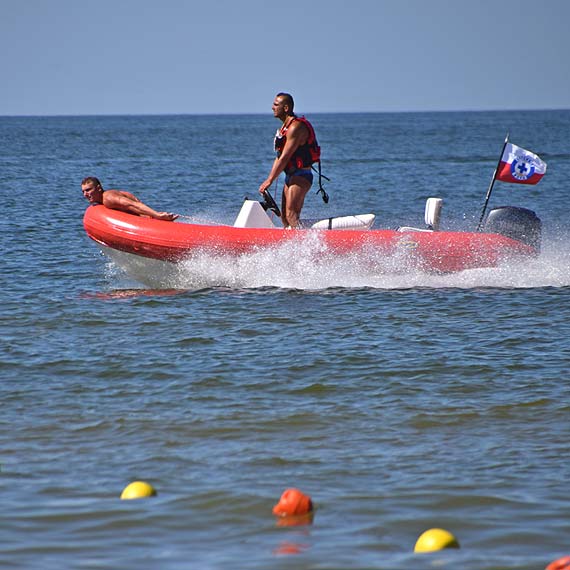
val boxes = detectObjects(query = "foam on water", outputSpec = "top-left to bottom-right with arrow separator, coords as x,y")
102,232 -> 570,291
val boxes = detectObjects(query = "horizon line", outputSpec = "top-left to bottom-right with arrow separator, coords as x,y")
1,106 -> 569,119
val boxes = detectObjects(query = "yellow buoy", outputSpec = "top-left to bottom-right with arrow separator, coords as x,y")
414,528 -> 460,553
120,481 -> 157,500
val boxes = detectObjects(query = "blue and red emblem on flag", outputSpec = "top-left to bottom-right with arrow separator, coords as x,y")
496,143 -> 547,185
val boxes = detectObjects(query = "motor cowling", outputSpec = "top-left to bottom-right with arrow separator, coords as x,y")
483,206 -> 541,251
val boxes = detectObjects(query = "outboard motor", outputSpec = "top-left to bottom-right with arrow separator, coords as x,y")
483,206 -> 541,251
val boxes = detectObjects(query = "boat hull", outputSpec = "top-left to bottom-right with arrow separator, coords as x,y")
83,205 -> 537,277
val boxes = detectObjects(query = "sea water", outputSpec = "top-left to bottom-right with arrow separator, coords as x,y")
1,111 -> 570,569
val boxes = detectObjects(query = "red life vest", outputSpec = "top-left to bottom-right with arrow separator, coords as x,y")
274,116 -> 321,173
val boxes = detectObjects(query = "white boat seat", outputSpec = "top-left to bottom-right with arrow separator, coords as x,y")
396,198 -> 443,233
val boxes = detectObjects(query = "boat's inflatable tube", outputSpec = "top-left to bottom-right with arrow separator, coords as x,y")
84,204 -> 539,275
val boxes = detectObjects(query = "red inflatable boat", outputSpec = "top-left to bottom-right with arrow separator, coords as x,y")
83,195 -> 541,279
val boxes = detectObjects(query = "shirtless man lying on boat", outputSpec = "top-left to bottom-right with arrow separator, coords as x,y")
81,177 -> 178,221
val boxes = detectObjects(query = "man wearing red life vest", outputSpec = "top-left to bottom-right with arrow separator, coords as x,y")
258,93 -> 320,228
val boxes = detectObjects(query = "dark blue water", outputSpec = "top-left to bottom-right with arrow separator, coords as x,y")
2,111 -> 570,569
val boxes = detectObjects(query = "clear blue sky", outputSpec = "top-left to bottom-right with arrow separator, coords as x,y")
1,0 -> 569,116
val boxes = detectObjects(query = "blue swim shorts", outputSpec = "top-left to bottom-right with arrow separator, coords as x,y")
284,169 -> 313,186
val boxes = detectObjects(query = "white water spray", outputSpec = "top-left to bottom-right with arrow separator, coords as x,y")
102,232 -> 570,291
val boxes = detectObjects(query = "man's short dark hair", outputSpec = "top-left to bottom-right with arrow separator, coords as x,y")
276,92 -> 294,113
81,176 -> 102,188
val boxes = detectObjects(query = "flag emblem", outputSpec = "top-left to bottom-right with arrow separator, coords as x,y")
510,158 -> 535,181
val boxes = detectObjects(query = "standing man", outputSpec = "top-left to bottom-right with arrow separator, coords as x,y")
259,93 -> 320,228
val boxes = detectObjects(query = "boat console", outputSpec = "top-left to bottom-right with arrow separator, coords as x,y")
233,200 -> 276,228
234,195 -> 376,231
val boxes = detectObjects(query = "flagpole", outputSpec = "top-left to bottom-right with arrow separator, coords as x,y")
476,133 -> 509,231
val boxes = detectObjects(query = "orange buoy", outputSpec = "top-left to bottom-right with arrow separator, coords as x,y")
272,488 -> 313,517
275,513 -> 314,527
546,556 -> 570,570
273,541 -> 307,555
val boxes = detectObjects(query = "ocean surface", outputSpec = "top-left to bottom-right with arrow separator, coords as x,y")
2,111 -> 570,569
